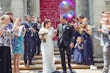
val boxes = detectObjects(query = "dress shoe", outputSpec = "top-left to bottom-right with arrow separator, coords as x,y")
69,67 -> 76,73
25,64 -> 30,68
37,53 -> 41,55
52,71 -> 60,73
90,65 -> 97,70
63,71 -> 67,73
29,62 -> 35,65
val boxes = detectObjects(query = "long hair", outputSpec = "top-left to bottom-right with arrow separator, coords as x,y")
43,19 -> 50,27
13,18 -> 21,28
13,18 -> 21,34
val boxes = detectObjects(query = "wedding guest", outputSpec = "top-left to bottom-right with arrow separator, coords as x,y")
73,37 -> 83,64
22,15 -> 34,67
12,18 -> 25,73
37,17 -> 42,29
0,15 -> 12,73
6,12 -> 14,29
73,18 -> 81,44
36,17 -> 41,55
98,12 -> 110,73
30,16 -> 39,58
71,19 -> 81,56
78,14 -> 84,24
80,18 -> 97,70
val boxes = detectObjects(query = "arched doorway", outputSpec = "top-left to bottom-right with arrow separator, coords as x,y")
40,0 -> 75,29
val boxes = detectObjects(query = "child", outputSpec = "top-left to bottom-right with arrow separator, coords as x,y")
73,36 -> 83,64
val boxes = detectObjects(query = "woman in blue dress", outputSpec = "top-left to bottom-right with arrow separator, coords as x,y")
12,18 -> 25,73
80,18 -> 97,69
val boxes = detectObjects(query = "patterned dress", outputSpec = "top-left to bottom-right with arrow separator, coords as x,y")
0,25 -> 13,73
12,26 -> 24,54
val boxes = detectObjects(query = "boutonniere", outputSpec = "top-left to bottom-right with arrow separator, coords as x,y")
66,24 -> 69,27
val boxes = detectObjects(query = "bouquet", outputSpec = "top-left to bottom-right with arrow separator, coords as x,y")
107,25 -> 110,31
39,29 -> 48,42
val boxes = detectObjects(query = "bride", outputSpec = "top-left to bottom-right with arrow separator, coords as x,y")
39,19 -> 57,73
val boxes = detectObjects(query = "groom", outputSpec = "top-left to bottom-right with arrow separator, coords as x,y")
57,16 -> 75,73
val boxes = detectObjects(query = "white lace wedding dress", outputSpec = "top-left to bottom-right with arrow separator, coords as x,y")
39,27 -> 56,73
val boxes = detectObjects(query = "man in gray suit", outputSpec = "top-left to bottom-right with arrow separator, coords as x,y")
98,12 -> 110,73
57,16 -> 75,73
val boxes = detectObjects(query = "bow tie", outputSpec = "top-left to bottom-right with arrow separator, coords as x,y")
62,24 -> 66,25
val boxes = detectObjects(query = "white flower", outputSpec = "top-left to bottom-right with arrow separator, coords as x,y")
39,28 -> 48,35
39,28 -> 48,42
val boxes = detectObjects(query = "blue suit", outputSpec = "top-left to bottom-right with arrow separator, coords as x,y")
22,22 -> 34,64
31,22 -> 39,57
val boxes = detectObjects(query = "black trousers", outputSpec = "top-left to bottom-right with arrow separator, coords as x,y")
32,39 -> 38,58
0,46 -> 12,73
24,38 -> 34,64
59,42 -> 72,71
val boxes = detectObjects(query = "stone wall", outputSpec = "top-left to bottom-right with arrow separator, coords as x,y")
0,0 -> 11,15
93,31 -> 103,57
11,0 -> 24,19
93,0 -> 106,25
75,0 -> 89,19
27,0 -> 40,17
106,1 -> 110,11
92,0 -> 110,57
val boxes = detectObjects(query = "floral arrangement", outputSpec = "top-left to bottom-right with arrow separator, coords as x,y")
39,29 -> 48,42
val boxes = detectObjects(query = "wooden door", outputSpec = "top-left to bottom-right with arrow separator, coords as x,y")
40,0 -> 75,29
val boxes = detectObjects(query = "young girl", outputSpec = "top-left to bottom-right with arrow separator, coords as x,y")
73,36 -> 83,64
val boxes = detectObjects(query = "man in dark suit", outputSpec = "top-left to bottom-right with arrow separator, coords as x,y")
31,16 -> 39,58
22,15 -> 34,67
57,16 -> 75,73
36,17 -> 41,55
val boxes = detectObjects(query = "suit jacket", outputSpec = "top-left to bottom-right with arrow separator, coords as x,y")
31,22 -> 39,40
57,23 -> 75,47
21,22 -> 32,39
100,24 -> 110,46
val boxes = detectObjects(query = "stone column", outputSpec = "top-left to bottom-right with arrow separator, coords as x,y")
1,0 -> 11,14
89,0 -> 93,25
75,0 -> 89,19
0,0 -> 2,16
0,0 -> 1,8
11,0 -> 24,19
93,0 -> 106,57
105,1 -> 110,11
93,0 -> 106,25
27,0 -> 40,17
23,0 -> 27,16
